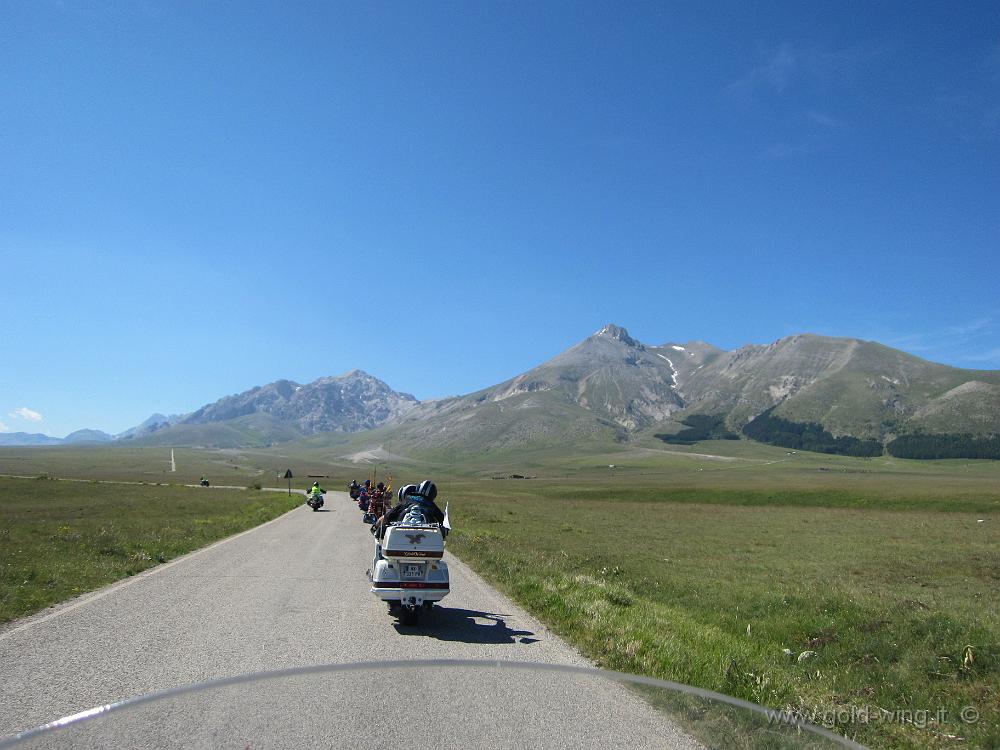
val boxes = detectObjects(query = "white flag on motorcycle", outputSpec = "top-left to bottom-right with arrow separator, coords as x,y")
443,502 -> 451,530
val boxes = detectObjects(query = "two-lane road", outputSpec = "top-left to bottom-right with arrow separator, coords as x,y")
0,492 -> 699,748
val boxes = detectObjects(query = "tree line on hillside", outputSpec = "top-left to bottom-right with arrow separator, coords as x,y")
886,433 -> 1000,460
741,407 -> 884,457
655,415 -> 739,445
653,407 -> 1000,460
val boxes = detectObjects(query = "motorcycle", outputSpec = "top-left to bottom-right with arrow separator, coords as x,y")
199,479 -> 210,487
368,503 -> 450,625
306,491 -> 324,511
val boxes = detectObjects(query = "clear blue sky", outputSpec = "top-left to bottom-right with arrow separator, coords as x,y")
2,1 -> 998,437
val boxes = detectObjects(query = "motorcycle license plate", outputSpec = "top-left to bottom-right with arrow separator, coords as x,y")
403,564 -> 424,579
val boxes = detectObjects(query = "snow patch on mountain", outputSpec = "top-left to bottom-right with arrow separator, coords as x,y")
655,354 -> 679,388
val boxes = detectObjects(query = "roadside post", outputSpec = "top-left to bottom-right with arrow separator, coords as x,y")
284,468 -> 293,495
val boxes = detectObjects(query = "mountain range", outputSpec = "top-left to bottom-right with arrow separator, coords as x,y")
343,324 -> 1000,459
4,325 -> 998,454
0,429 -> 114,447
111,370 -> 417,447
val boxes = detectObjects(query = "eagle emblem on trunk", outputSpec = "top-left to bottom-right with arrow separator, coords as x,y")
405,533 -> 425,544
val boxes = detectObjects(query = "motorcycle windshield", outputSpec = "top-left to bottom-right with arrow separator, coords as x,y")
0,660 -> 864,749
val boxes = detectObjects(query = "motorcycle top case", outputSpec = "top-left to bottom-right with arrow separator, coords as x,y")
382,525 -> 444,560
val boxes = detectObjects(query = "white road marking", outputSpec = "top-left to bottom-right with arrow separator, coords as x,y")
170,449 -> 176,472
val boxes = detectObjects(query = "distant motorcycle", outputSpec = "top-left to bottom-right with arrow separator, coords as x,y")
199,479 -> 210,487
306,491 -> 325,511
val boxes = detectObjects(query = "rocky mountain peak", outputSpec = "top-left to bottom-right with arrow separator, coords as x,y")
594,323 -> 641,348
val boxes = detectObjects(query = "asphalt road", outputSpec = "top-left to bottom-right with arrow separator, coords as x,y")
0,492 -> 702,749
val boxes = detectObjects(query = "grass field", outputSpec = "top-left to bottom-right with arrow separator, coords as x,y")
0,477 -> 301,624
0,445 -> 276,484
443,472 -> 999,749
2,441 -> 998,747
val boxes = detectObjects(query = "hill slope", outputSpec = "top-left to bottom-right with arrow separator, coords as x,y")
673,334 -> 1000,439
340,324 -> 698,460
130,414 -> 307,449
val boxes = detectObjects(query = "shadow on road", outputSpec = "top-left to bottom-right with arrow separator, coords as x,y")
394,607 -> 540,645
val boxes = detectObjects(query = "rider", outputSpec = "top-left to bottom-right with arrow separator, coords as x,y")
364,482 -> 380,518
372,480 -> 445,539
309,481 -> 324,495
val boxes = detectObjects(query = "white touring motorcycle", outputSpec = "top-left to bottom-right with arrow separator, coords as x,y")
368,483 -> 450,626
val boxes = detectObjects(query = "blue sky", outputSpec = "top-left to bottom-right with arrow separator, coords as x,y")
2,1 -> 998,437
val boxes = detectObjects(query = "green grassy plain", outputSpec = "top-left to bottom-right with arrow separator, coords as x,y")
0,444 -> 357,489
442,466 -> 999,749
0,445 -> 271,484
0,477 -> 301,624
2,440 -> 998,747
